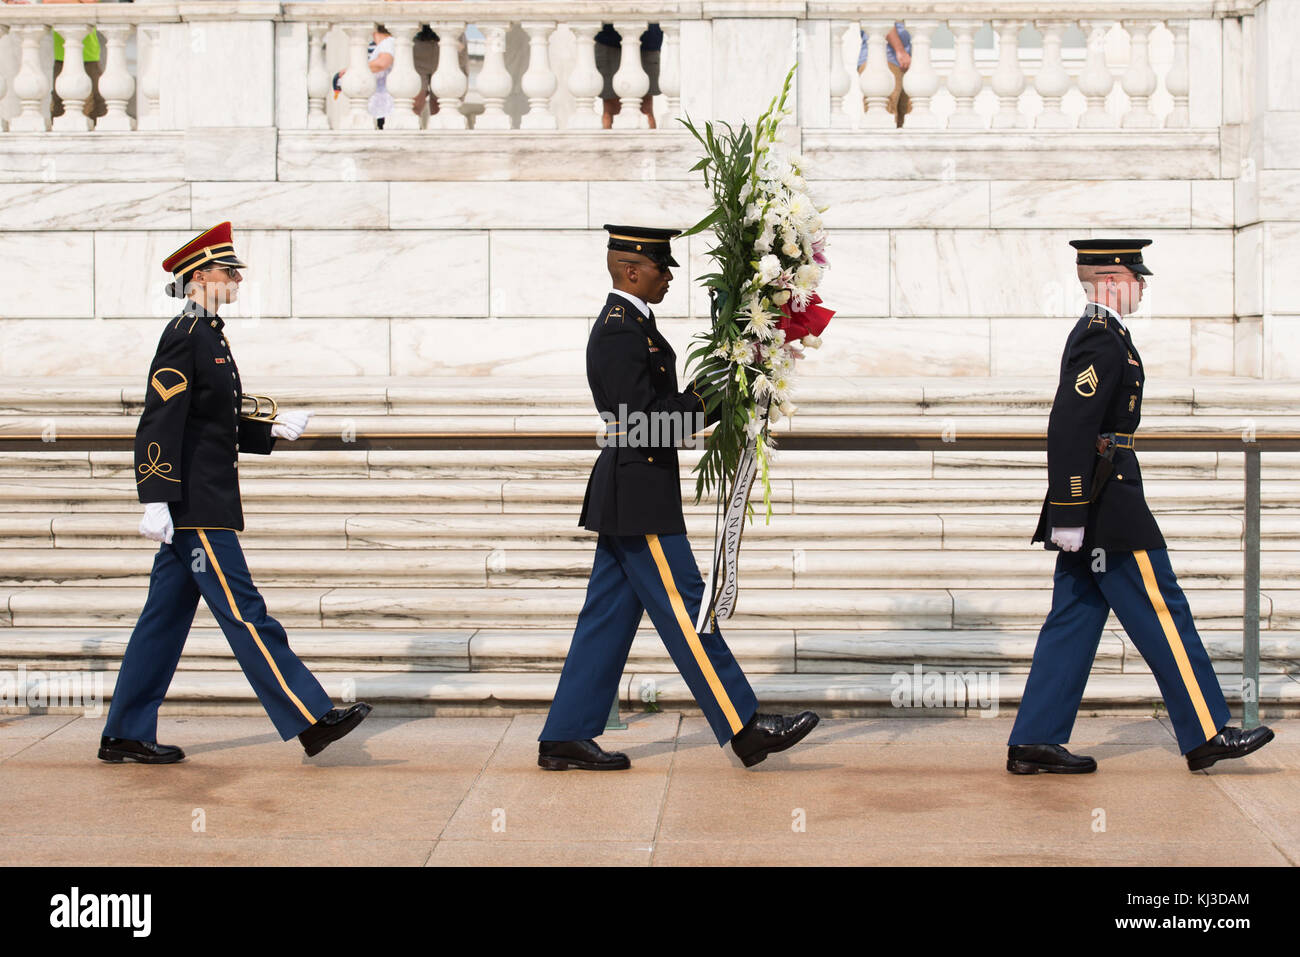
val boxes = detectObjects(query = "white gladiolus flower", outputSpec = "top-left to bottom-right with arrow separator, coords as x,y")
745,415 -> 765,441
758,255 -> 782,283
780,399 -> 796,418
743,203 -> 761,225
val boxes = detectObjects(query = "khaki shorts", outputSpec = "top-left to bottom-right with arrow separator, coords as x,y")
595,42 -> 660,99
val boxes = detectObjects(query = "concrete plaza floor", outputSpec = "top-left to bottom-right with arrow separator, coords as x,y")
0,712 -> 1296,866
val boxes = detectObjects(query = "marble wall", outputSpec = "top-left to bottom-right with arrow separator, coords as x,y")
0,0 -> 1284,380
0,165 -> 1254,380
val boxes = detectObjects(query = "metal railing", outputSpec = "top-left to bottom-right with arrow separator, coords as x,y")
4,427 -> 1297,728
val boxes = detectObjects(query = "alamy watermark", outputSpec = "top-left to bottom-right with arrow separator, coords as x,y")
597,405 -> 708,450
0,667 -> 103,716
890,664 -> 1000,717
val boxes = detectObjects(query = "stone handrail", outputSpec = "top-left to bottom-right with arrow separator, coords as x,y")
0,1 -> 1253,132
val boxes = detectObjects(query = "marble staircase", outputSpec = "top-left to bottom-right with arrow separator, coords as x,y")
3,376 -> 1299,718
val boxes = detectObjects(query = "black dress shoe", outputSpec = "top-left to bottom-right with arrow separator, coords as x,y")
1007,743 -> 1096,774
97,735 -> 185,765
1185,724 -> 1274,771
538,739 -> 630,771
299,703 -> 372,757
730,711 -> 820,768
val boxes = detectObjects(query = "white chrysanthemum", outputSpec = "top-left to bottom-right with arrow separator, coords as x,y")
751,372 -> 771,398
745,301 -> 777,341
730,339 -> 753,364
795,263 -> 823,287
758,255 -> 782,283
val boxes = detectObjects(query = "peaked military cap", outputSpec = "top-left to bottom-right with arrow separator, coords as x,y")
162,222 -> 248,297
1069,238 -> 1153,276
604,223 -> 680,268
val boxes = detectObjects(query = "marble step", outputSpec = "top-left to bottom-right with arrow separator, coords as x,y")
6,375 -> 1300,418
3,627 -> 1295,676
14,448 -> 1300,482
2,511 -> 1273,551
4,584 -> 1295,630
5,547 -> 1300,589
7,669 -> 1295,720
5,476 -> 1300,515
9,409 -> 1300,441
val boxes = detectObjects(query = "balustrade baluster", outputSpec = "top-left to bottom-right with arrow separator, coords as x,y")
137,22 -> 161,131
11,24 -> 50,132
384,22 -> 422,130
340,23 -> 377,130
1034,20 -> 1075,128
519,21 -> 558,130
1121,20 -> 1157,128
947,19 -> 985,129
857,20 -> 894,129
306,22 -> 330,130
476,22 -> 513,129
96,23 -> 134,131
1077,20 -> 1116,128
658,21 -> 681,126
431,21 -> 469,130
902,20 -> 940,129
565,22 -> 603,130
611,21 -> 649,129
1165,19 -> 1190,128
828,20 -> 852,127
990,20 -> 1025,129
52,23 -> 92,131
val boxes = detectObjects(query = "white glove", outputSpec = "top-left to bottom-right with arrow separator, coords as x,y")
1050,526 -> 1085,552
271,409 -> 313,441
140,502 -> 174,544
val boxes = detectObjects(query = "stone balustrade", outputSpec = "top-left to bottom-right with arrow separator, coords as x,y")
0,1 -> 1255,132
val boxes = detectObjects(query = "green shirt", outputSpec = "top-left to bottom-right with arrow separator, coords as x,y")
53,31 -> 101,63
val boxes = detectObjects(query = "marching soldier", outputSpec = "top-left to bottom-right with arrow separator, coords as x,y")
1008,238 -> 1274,774
99,223 -> 371,764
537,224 -> 819,771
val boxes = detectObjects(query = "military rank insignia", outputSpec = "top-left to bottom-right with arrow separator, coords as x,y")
1075,364 -> 1099,397
1070,475 -> 1084,498
150,367 -> 188,402
604,304 -> 625,325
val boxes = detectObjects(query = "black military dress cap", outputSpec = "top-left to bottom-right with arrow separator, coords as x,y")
604,224 -> 680,268
1069,238 -> 1153,276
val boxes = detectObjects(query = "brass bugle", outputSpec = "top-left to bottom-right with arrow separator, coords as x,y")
240,393 -> 278,422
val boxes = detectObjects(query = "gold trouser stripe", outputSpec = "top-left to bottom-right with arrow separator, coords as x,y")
645,534 -> 743,734
197,530 -> 316,724
1134,550 -> 1216,739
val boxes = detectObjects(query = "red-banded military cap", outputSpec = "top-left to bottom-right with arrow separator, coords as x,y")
1069,238 -> 1153,276
604,224 -> 680,268
161,222 -> 248,277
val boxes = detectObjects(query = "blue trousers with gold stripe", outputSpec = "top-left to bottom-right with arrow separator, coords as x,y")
540,533 -> 758,746
103,529 -> 332,743
1009,547 -> 1231,754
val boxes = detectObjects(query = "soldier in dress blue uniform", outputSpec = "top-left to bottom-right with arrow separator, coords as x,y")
537,225 -> 819,771
1008,239 -> 1274,774
99,223 -> 371,764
